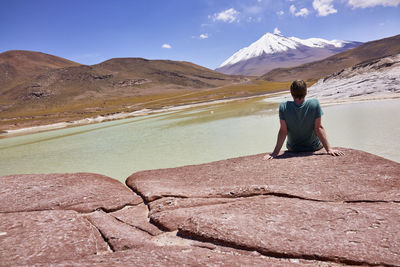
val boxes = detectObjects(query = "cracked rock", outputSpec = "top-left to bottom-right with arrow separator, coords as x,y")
49,244 -> 342,266
85,210 -> 152,251
178,196 -> 400,266
0,172 -> 142,213
110,204 -> 163,236
126,148 -> 400,202
0,210 -> 109,265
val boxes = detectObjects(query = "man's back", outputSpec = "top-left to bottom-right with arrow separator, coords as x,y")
279,98 -> 323,152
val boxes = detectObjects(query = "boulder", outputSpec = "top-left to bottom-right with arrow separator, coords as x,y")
126,148 -> 400,265
1,148 -> 399,266
0,172 -> 142,212
177,196 -> 400,266
127,148 -> 400,202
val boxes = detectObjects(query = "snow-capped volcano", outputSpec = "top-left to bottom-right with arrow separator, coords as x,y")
216,32 -> 362,76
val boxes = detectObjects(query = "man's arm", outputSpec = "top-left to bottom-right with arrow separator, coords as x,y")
264,119 -> 288,160
314,117 -> 344,156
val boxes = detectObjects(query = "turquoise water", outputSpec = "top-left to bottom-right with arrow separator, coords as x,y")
0,98 -> 399,183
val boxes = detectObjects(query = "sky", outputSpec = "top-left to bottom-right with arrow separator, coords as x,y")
1,0 -> 399,69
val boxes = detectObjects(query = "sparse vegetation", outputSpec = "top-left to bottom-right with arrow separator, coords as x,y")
0,80 -> 292,130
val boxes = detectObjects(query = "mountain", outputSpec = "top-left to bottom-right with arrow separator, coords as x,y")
260,34 -> 400,82
0,51 -> 245,127
215,32 -> 362,76
1,57 -> 243,103
0,50 -> 80,90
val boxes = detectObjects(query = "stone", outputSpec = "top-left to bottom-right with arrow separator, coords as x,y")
0,210 -> 109,265
85,210 -> 152,251
178,196 -> 400,266
0,172 -> 142,213
148,197 -> 238,231
126,148 -> 400,202
49,244 -> 341,266
110,204 -> 163,236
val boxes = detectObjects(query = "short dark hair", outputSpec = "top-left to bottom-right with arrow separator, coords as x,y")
290,80 -> 307,99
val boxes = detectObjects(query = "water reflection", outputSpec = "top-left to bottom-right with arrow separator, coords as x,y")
161,98 -> 279,128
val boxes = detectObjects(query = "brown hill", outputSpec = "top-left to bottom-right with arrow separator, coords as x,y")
0,53 -> 250,129
260,34 -> 400,82
2,57 -> 244,106
0,50 -> 81,90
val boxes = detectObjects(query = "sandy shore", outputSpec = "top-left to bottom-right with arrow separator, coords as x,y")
1,92 -> 286,137
2,91 -> 399,138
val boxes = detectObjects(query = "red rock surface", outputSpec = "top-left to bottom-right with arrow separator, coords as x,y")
0,210 -> 109,265
149,197 -> 238,231
1,148 -> 399,266
125,148 -> 400,265
0,172 -> 142,212
178,196 -> 400,266
110,204 -> 163,236
127,148 -> 400,202
86,210 -> 152,251
50,245 -> 340,266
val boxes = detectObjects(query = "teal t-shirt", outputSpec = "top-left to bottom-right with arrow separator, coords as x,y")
279,98 -> 323,152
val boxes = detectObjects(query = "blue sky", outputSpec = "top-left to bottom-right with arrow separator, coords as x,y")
1,0 -> 399,69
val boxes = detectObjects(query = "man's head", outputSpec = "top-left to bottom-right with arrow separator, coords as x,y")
290,80 -> 307,99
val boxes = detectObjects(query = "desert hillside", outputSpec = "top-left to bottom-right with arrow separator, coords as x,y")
0,50 -> 80,92
1,51 -> 290,130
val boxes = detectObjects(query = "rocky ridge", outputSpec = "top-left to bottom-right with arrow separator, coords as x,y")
1,148 -> 399,266
307,53 -> 400,100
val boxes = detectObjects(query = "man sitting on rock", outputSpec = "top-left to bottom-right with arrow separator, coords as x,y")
264,80 -> 344,159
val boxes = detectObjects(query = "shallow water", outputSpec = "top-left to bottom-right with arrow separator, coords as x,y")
0,98 -> 399,183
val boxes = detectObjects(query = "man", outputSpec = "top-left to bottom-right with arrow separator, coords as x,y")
264,80 -> 344,160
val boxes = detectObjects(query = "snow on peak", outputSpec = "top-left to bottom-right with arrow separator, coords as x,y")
219,32 -> 349,67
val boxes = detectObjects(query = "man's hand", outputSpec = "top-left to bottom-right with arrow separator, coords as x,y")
263,153 -> 277,160
327,149 -> 345,156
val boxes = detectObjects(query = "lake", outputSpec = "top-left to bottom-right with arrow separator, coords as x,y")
0,97 -> 399,183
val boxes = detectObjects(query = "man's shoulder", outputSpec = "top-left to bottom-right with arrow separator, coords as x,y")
279,100 -> 294,108
305,98 -> 321,107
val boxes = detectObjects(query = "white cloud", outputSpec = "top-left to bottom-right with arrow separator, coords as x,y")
290,5 -> 310,17
212,8 -> 240,23
313,0 -> 338,16
199,34 -> 208,39
273,27 -> 282,35
289,4 -> 297,14
277,10 -> 285,15
297,8 -> 310,16
348,0 -> 400,8
162,44 -> 171,49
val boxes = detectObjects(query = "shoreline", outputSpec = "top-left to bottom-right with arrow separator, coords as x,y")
0,91 -> 287,138
1,92 -> 399,138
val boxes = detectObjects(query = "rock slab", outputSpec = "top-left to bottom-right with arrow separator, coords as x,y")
127,148 -> 400,202
0,210 -> 109,265
178,196 -> 400,266
0,172 -> 142,212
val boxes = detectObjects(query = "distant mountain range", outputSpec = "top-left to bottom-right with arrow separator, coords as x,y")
215,32 -> 362,76
1,33 -> 399,130
0,51 -> 243,118
260,34 -> 400,82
